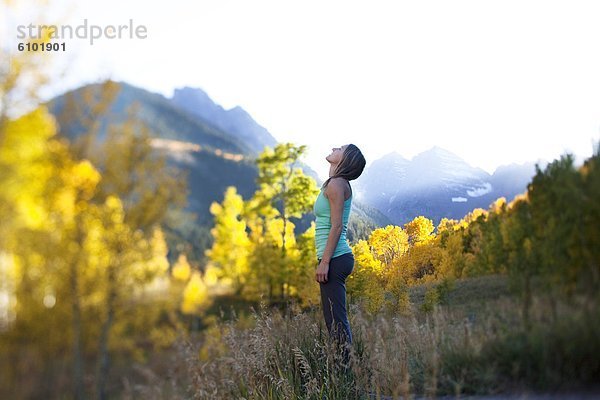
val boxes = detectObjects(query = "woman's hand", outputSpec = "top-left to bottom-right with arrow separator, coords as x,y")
315,260 -> 330,283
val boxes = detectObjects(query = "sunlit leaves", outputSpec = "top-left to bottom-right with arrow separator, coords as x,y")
0,103 -> 184,397
405,216 -> 435,245
206,186 -> 251,292
181,272 -> 209,315
368,225 -> 409,268
172,254 -> 192,282
206,143 -> 320,302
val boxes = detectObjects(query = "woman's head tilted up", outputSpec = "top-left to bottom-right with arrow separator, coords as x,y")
324,144 -> 366,187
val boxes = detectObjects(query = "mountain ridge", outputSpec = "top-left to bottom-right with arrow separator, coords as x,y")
170,86 -> 277,155
355,146 -> 550,227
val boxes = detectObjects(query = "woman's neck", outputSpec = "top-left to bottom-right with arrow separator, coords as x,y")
328,163 -> 338,177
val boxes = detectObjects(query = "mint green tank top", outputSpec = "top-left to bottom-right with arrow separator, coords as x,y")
313,187 -> 353,260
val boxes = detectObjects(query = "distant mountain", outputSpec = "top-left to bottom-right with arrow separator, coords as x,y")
355,146 -> 548,228
171,87 -> 277,155
46,81 -> 258,226
48,81 -> 251,155
489,161 -> 542,200
354,151 -> 410,213
150,139 -> 258,225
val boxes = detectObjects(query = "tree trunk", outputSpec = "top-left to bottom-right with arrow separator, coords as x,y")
281,195 -> 287,301
191,315 -> 201,331
70,212 -> 87,400
282,214 -> 287,254
71,259 -> 85,400
96,265 -> 116,400
549,294 -> 558,323
522,271 -> 532,331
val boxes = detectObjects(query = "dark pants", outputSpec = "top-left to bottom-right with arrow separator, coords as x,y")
319,252 -> 354,354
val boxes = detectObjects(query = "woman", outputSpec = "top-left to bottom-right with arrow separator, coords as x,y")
314,143 -> 366,360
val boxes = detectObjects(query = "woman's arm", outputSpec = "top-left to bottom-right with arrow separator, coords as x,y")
315,178 -> 346,283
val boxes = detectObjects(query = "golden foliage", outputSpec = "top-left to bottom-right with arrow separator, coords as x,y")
181,272 -> 210,315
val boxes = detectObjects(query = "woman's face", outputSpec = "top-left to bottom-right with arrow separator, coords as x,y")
326,144 -> 348,165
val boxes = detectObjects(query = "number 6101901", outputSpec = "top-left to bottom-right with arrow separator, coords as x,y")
17,42 -> 66,51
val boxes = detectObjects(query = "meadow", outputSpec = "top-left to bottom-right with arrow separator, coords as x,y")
111,275 -> 600,400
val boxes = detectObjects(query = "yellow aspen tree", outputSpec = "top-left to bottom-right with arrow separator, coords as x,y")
368,225 -> 409,269
206,186 -> 251,294
404,216 -> 435,245
348,239 -> 386,313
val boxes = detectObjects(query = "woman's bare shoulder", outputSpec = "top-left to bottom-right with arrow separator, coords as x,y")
325,178 -> 350,199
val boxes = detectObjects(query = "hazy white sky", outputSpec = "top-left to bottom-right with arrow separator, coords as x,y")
4,0 -> 600,179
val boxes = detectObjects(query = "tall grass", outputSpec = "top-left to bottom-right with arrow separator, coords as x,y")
177,281 -> 600,399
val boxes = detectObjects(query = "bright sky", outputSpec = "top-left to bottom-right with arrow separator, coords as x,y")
4,0 -> 600,179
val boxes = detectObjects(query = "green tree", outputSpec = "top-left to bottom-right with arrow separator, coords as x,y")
474,198 -> 509,275
293,223 -> 320,307
247,143 -> 319,301
579,145 -> 600,307
527,152 -> 599,317
500,193 -> 538,329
